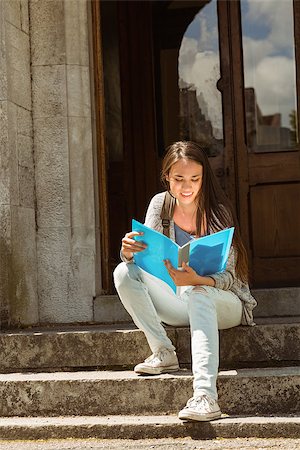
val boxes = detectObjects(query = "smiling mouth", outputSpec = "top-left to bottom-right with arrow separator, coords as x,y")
181,193 -> 193,197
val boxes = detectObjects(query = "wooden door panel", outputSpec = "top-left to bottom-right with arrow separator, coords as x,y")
249,152 -> 300,185
253,257 -> 300,288
250,183 -> 300,257
227,0 -> 300,287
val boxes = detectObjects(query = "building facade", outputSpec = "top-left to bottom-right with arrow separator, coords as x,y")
0,0 -> 299,328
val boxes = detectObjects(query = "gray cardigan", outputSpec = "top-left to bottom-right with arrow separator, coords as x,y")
124,191 -> 257,326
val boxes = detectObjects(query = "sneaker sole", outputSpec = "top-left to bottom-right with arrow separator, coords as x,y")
178,409 -> 222,422
134,365 -> 179,375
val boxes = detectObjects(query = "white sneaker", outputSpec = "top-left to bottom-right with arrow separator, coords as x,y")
178,395 -> 221,421
134,348 -> 179,375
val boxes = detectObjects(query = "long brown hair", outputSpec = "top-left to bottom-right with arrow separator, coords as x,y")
161,141 -> 249,283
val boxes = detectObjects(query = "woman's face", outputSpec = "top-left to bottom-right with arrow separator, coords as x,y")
166,158 -> 203,206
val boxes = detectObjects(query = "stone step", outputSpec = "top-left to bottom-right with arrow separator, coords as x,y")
0,322 -> 299,372
0,415 -> 299,440
0,367 -> 299,417
94,288 -> 300,324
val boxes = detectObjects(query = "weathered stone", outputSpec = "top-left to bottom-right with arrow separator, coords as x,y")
32,65 -> 67,118
6,101 -> 20,206
0,323 -> 299,372
66,65 -> 91,117
37,226 -> 71,323
34,116 -> 70,228
17,134 -> 33,168
20,0 -> 29,34
3,0 -> 21,29
67,247 -> 95,318
16,105 -> 32,137
9,206 -> 38,326
0,204 -> 11,327
0,101 -> 10,205
0,416 -> 299,441
29,0 -> 66,65
65,0 -> 89,65
94,296 -> 132,324
0,3 -> 8,101
177,322 -> 300,368
37,225 -> 93,323
253,287 -> 300,317
68,116 -> 94,228
5,21 -> 31,110
0,367 -> 298,417
18,166 -> 35,207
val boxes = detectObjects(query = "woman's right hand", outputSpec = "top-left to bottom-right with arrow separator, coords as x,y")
121,231 -> 147,261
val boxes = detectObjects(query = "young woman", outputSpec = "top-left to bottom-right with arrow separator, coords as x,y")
113,141 -> 256,422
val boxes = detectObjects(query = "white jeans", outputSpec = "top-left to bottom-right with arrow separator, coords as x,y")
113,262 -> 243,400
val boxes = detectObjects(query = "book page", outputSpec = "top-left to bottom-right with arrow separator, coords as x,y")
132,219 -> 179,291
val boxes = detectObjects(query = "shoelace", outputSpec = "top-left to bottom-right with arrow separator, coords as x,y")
145,349 -> 171,365
186,395 -> 215,411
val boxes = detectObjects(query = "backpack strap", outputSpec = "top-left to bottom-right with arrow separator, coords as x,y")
160,192 -> 176,237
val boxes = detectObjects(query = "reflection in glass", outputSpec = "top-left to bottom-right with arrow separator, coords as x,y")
241,0 -> 298,152
178,0 -> 225,187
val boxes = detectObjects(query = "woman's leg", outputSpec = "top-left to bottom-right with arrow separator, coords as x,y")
113,262 -> 189,354
186,286 -> 243,400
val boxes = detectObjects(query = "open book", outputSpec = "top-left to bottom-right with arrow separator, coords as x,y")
132,219 -> 234,293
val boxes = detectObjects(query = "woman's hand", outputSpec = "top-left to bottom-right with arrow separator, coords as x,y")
121,231 -> 147,261
163,260 -> 200,286
164,260 -> 216,287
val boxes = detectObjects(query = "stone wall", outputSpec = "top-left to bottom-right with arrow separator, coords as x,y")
0,0 -> 38,327
0,0 -> 98,327
30,0 -> 97,323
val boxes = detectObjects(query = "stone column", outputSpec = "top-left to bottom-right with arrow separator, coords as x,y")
0,0 -> 39,327
30,0 -> 96,322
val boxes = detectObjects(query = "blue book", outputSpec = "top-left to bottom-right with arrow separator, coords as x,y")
132,219 -> 234,293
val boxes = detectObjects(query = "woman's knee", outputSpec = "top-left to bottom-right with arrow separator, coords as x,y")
113,262 -> 130,288
188,288 -> 216,311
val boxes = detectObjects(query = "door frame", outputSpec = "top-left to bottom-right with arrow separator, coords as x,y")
91,1 -> 111,293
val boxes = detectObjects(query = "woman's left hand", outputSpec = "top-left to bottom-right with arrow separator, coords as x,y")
163,260 -> 200,286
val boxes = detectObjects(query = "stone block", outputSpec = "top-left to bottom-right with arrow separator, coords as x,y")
65,0 -> 89,65
18,166 -> 35,207
94,296 -> 133,324
68,249 -> 95,314
5,22 -> 31,110
37,227 -> 71,323
20,0 -> 29,34
0,367 -> 299,417
16,105 -> 32,137
17,134 -> 33,168
37,227 -> 93,323
29,0 -> 66,65
0,101 -> 10,205
32,65 -> 67,118
66,65 -> 91,117
68,116 -> 94,228
71,226 -> 96,256
10,206 -> 38,326
7,101 -> 20,206
0,5 -> 8,101
253,287 -> 300,317
0,101 -> 20,206
4,0 -> 21,29
34,116 -> 70,228
0,204 -> 11,327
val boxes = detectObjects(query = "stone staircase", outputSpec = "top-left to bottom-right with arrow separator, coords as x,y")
0,288 -> 299,440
